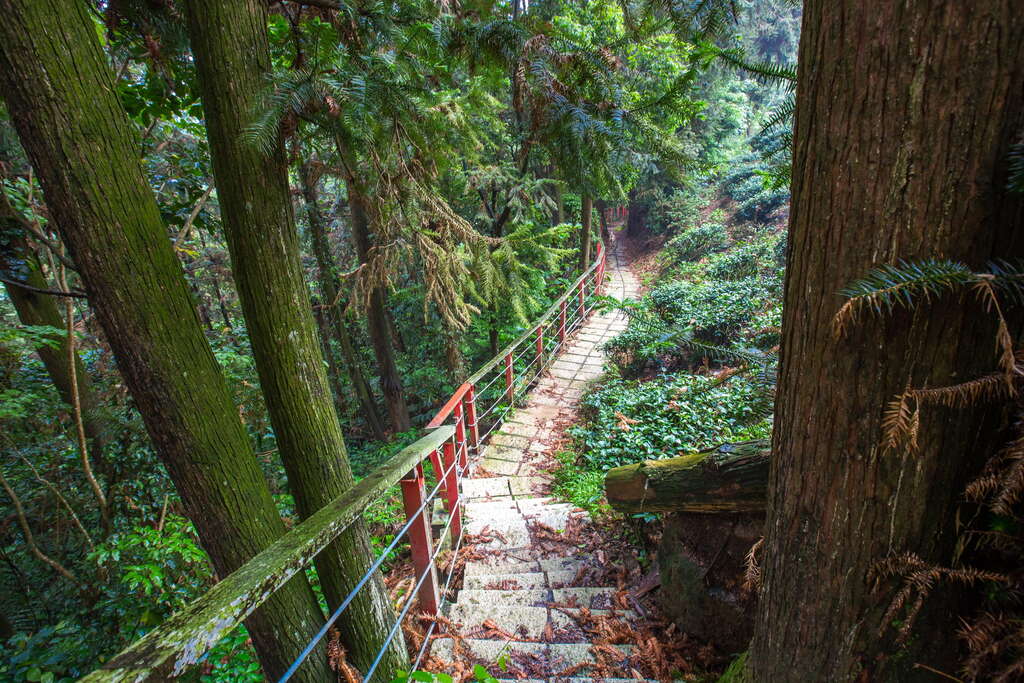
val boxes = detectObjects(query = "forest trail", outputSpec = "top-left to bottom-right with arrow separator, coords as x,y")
428,236 -> 661,682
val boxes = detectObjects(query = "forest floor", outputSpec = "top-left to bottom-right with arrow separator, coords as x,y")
418,230 -> 721,682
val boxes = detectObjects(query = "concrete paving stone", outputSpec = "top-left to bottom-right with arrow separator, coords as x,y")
456,589 -> 550,606
551,587 -> 618,609
464,557 -> 540,576
546,643 -> 634,673
462,477 -> 514,498
447,603 -> 549,636
466,517 -> 531,547
464,571 -> 548,590
538,556 -> 593,573
550,608 -> 638,632
479,457 -> 522,476
490,433 -> 531,449
429,638 -> 546,663
481,443 -> 522,462
508,476 -> 549,496
500,422 -> 543,439
520,507 -> 573,531
549,367 -> 579,380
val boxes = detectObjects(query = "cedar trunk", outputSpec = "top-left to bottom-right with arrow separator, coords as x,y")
299,160 -> 387,440
750,2 -> 1024,680
347,186 -> 412,433
184,0 -> 407,674
0,1 -> 331,680
579,194 -> 593,272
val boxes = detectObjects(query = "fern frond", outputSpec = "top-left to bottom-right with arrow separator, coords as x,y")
832,259 -> 976,338
880,385 -> 919,455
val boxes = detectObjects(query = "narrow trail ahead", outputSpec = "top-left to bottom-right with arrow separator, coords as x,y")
428,237 -> 664,682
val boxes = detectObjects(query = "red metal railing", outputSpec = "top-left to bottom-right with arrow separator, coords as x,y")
404,239 -> 608,624
84,232 -> 614,683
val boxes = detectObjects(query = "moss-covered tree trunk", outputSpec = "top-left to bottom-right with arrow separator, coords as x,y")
750,2 -> 1024,680
0,208 -> 110,478
298,159 -> 387,440
183,0 -> 407,674
347,185 -> 412,433
0,2 -> 330,680
579,194 -> 593,272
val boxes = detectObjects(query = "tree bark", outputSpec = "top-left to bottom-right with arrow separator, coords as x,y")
626,188 -> 645,237
750,3 -> 1024,681
183,0 -> 407,675
299,159 -> 387,440
604,442 -> 768,514
347,185 -> 412,433
579,194 -> 593,272
0,2 -> 331,680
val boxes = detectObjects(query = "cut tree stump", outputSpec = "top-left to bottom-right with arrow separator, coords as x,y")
603,440 -> 769,513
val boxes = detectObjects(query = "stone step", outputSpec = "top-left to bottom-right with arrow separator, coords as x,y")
461,475 -> 547,499
427,639 -> 639,677
463,557 -> 541,577
463,571 -> 548,590
447,603 -> 548,636
456,589 -> 549,606
551,587 -> 620,610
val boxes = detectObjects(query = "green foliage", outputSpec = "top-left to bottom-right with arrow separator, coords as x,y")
551,446 -> 610,515
570,374 -> 773,470
664,221 -> 730,262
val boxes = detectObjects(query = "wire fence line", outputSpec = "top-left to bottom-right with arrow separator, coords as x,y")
81,235 -> 614,683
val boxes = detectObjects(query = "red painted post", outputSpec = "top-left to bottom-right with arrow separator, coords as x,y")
400,463 -> 440,616
429,448 -> 445,501
535,325 -> 543,363
454,401 -> 468,471
441,442 -> 462,541
464,383 -> 479,457
504,352 -> 514,404
559,299 -> 567,344
577,279 -> 586,319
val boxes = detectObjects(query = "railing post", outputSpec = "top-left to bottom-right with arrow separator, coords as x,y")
504,352 -> 514,404
454,401 -> 468,471
535,325 -> 543,363
464,383 -> 479,457
559,299 -> 567,344
400,463 -> 440,616
577,279 -> 586,319
441,442 -> 462,541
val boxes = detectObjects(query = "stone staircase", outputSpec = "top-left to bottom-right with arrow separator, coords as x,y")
428,240 -> 658,682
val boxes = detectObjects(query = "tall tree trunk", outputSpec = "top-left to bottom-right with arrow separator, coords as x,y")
0,2 -> 331,680
299,159 -> 387,440
184,0 -> 407,675
314,305 -> 350,422
596,198 -> 610,243
626,188 -> 645,237
0,214 -> 110,478
579,194 -> 593,272
750,3 -> 1024,681
347,186 -> 412,433
552,180 -> 564,225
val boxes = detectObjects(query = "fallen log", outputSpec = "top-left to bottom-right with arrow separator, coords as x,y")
603,440 -> 769,513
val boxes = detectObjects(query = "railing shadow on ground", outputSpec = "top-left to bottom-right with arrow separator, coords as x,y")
82,216 -> 624,682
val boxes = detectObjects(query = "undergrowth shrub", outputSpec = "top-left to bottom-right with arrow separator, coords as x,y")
664,222 -> 729,262
569,374 -> 773,470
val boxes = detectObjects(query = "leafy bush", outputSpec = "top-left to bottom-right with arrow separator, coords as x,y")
648,187 -> 709,234
664,222 -> 730,263
569,374 -> 773,470
605,276 -> 780,376
704,233 -> 782,280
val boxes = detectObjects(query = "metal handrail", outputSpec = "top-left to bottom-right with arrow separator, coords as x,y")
80,230 -> 615,683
